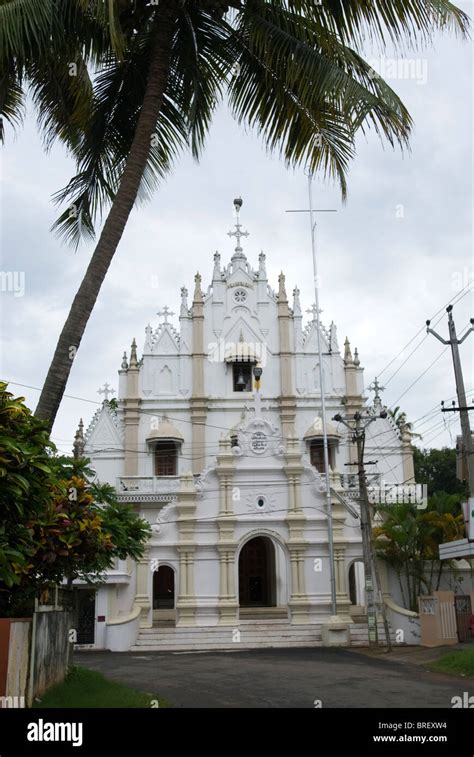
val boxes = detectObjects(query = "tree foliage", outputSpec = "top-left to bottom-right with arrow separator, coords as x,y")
414,446 -> 469,499
375,443 -> 470,611
0,1 -> 469,245
0,383 -> 150,616
373,496 -> 465,612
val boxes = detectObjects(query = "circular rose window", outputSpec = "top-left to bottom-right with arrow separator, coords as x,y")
233,288 -> 247,303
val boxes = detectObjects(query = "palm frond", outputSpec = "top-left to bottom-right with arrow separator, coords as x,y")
27,54 -> 93,151
228,3 -> 412,197
51,35 -> 189,246
283,0 -> 470,52
173,7 -> 233,158
0,0 -> 55,63
52,7 -> 233,245
0,65 -> 24,143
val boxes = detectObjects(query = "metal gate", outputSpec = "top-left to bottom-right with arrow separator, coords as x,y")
73,590 -> 96,645
454,594 -> 472,642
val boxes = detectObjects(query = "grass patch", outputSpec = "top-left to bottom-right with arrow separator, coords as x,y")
428,649 -> 474,678
33,666 -> 170,708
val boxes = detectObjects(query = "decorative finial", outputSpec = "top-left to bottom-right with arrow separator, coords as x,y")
368,376 -> 385,406
293,287 -> 302,316
228,196 -> 249,258
213,251 -> 221,279
121,351 -> 128,370
193,272 -> 203,303
278,271 -> 287,301
98,382 -> 116,402
180,286 -> 189,317
353,348 -> 360,367
258,251 -> 267,278
157,305 -> 174,325
144,324 -> 153,351
329,321 -> 338,352
130,338 -> 138,367
344,337 -> 353,365
73,418 -> 85,459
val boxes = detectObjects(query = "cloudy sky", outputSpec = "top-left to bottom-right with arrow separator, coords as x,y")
1,3 -> 473,457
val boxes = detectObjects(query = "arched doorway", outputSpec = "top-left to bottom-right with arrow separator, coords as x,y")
238,536 -> 276,607
153,565 -> 175,609
348,560 -> 365,606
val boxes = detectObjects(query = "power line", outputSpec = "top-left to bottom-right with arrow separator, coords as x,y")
368,284 -> 473,385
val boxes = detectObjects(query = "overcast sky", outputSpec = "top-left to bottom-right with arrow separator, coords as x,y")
1,3 -> 473,457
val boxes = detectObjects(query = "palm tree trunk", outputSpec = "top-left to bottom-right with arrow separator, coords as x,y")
35,2 -> 179,426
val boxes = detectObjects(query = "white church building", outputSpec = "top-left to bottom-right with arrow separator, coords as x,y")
73,200 -> 415,651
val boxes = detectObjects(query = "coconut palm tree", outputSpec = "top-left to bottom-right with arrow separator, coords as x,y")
389,406 -> 422,439
373,496 -> 465,611
0,0 -> 469,427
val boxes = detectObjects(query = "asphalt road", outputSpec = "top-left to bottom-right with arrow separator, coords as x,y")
74,647 -> 472,708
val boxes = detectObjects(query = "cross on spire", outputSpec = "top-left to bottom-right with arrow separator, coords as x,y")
306,304 -> 322,321
227,197 -> 249,254
368,376 -> 385,402
98,382 -> 115,402
157,305 -> 175,324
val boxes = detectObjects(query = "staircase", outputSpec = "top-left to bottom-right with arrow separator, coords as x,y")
131,619 -> 322,652
131,619 -> 393,652
350,622 -> 393,647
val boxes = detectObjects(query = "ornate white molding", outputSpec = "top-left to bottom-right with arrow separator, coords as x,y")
116,493 -> 178,504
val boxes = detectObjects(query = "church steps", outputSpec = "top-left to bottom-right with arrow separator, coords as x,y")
130,621 -> 393,651
132,643 -> 324,652
132,622 -> 322,650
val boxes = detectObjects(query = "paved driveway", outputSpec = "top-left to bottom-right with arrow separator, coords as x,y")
74,648 -> 472,708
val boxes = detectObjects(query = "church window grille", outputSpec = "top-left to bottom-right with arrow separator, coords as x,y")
154,441 -> 177,476
310,439 -> 335,473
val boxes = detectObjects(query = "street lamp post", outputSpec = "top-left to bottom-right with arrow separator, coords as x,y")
307,175 -> 337,617
287,177 -> 349,642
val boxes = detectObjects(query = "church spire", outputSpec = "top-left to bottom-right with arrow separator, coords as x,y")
278,271 -> 287,302
344,337 -> 353,365
180,286 -> 189,317
292,286 -> 302,317
193,272 -> 203,304
228,197 -> 249,270
129,338 -> 138,368
212,251 -> 221,280
73,418 -> 85,459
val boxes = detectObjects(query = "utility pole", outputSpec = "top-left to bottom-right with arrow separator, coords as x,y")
333,409 -> 392,650
427,306 -> 474,496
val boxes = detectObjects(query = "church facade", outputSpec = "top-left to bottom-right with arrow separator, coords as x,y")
75,201 -> 414,651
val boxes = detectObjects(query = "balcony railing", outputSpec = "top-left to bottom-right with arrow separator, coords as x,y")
116,476 -> 180,500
